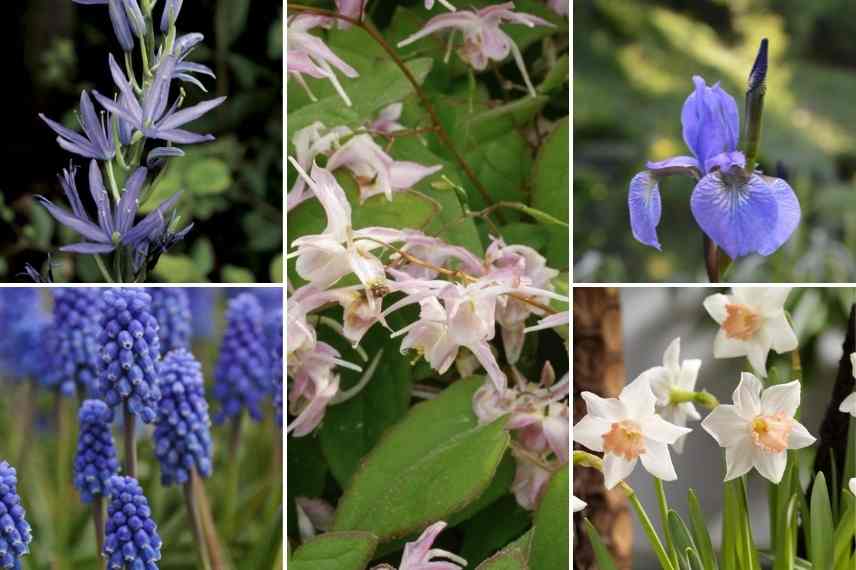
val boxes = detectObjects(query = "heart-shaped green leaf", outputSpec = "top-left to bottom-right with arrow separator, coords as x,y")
289,531 -> 378,570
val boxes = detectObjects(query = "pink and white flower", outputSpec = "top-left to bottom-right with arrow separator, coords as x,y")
510,451 -> 553,510
391,521 -> 467,570
636,337 -> 702,453
335,0 -> 366,27
287,16 -> 359,105
368,103 -> 406,135
288,122 -> 353,211
397,2 -> 554,97
703,287 -> 798,377
424,0 -> 458,11
701,372 -> 815,483
573,376 -> 691,489
838,352 -> 856,417
547,0 -> 568,17
327,134 -> 443,202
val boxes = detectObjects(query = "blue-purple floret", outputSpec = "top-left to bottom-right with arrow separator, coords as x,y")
103,476 -> 161,570
46,288 -> 102,397
271,309 -> 283,427
0,461 -> 32,570
73,400 -> 120,504
97,288 -> 162,424
153,349 -> 213,486
213,294 -> 271,424
73,0 -> 145,52
185,288 -> 216,339
0,289 -> 48,382
148,288 -> 191,356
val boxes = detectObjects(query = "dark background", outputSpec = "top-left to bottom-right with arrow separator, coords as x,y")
1,0 -> 283,282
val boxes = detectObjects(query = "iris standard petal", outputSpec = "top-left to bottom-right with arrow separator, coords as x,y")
645,155 -> 700,178
628,171 -> 662,250
758,176 -> 800,255
690,171 -> 779,259
681,76 -> 740,170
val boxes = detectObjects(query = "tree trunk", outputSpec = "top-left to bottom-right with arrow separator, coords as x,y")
573,288 -> 633,570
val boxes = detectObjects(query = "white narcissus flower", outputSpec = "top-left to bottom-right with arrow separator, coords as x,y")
701,373 -> 815,483
288,159 -> 402,303
397,2 -> 554,97
327,134 -> 442,202
637,337 -> 702,453
573,376 -> 692,489
838,352 -> 856,417
572,495 -> 586,513
850,477 -> 856,496
287,16 -> 359,105
703,287 -> 798,377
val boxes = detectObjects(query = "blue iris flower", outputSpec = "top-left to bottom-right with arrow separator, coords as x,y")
628,75 -> 800,260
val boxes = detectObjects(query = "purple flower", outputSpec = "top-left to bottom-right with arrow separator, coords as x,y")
73,0 -> 145,51
169,33 -> 216,93
160,0 -> 183,32
148,288 -> 191,356
37,160 -> 184,255
93,54 -> 226,146
103,476 -> 162,569
628,75 -> 800,259
73,399 -> 120,504
0,461 -> 33,569
45,288 -> 102,397
39,91 -> 116,160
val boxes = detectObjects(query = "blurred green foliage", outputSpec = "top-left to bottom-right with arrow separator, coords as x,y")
574,0 -> 856,282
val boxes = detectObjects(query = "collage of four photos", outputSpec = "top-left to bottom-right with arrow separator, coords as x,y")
1,1 -> 854,569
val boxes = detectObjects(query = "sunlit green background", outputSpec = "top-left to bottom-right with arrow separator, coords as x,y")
574,0 -> 856,282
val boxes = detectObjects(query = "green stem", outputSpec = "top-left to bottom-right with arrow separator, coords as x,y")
105,160 -> 121,204
626,488 -> 677,570
654,478 -> 680,568
184,473 -> 213,570
93,496 -> 106,570
94,255 -> 115,283
123,403 -> 137,478
224,415 -> 243,536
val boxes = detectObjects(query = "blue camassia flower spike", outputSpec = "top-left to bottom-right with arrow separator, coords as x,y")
73,0 -> 146,52
148,288 -> 191,356
97,288 -> 162,424
153,349 -> 213,486
46,288 -> 102,397
103,476 -> 162,570
628,51 -> 799,260
213,293 -> 271,424
37,160 -> 186,256
0,461 -> 33,570
39,91 -> 118,161
73,400 -> 120,504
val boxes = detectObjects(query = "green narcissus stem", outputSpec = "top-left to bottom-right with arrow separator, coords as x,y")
654,478 -> 680,568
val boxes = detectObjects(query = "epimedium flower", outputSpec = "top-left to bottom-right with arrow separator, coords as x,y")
573,376 -> 691,489
288,122 -> 353,211
701,372 -> 815,483
287,15 -> 359,106
547,0 -> 568,17
36,160 -> 185,255
424,0 -> 457,11
838,352 -> 856,417
93,54 -> 226,146
397,2 -> 555,97
73,0 -> 145,52
636,337 -> 701,453
40,91 -> 116,160
628,75 -> 800,258
378,521 -> 467,570
287,159 -> 403,303
368,103 -> 406,135
510,450 -> 553,511
327,133 -> 443,203
703,287 -> 797,377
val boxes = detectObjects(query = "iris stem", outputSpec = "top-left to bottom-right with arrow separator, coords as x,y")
123,403 -> 137,478
183,470 -> 213,570
93,496 -> 106,570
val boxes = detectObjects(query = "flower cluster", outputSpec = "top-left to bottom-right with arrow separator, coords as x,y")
185,288 -> 216,340
0,289 -> 49,382
627,42 -> 800,264
148,288 -> 191,356
36,0 -> 225,281
45,288 -> 102,397
153,349 -> 213,486
372,521 -> 466,570
97,288 -> 162,424
271,309 -> 284,427
0,461 -> 32,570
213,293 -> 271,424
73,399 -> 120,504
103,476 -> 162,570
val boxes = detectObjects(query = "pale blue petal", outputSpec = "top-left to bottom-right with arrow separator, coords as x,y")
645,155 -> 700,178
758,176 -> 800,255
628,171 -> 662,250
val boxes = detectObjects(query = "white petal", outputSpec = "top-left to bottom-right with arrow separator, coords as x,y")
851,353 -> 856,380
620,375 -> 657,419
701,405 -> 750,447
682,401 -> 701,422
756,287 -> 791,315
636,366 -> 670,405
580,391 -> 626,421
760,380 -> 801,417
849,478 -> 856,496
744,339 -> 771,378
733,372 -> 763,417
765,313 -> 798,354
640,440 -> 678,481
603,453 -> 637,490
754,450 -> 787,484
672,432 -> 689,454
703,293 -> 729,324
663,337 -> 681,371
572,415 -> 609,452
572,496 -> 587,512
787,420 -> 816,449
678,359 -> 702,390
641,414 -> 692,444
839,392 -> 856,417
724,442 -> 755,481
713,329 -> 750,358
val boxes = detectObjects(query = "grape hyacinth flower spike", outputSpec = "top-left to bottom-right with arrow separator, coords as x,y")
103,476 -> 162,570
213,293 -> 271,424
45,288 -> 102,397
0,461 -> 32,570
73,400 -> 120,504
153,349 -> 213,486
397,2 -> 555,97
628,39 -> 800,265
148,288 -> 192,356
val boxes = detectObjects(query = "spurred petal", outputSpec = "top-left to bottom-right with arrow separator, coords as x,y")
397,12 -> 478,47
690,172 -> 779,259
389,161 -> 443,190
628,171 -> 662,250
